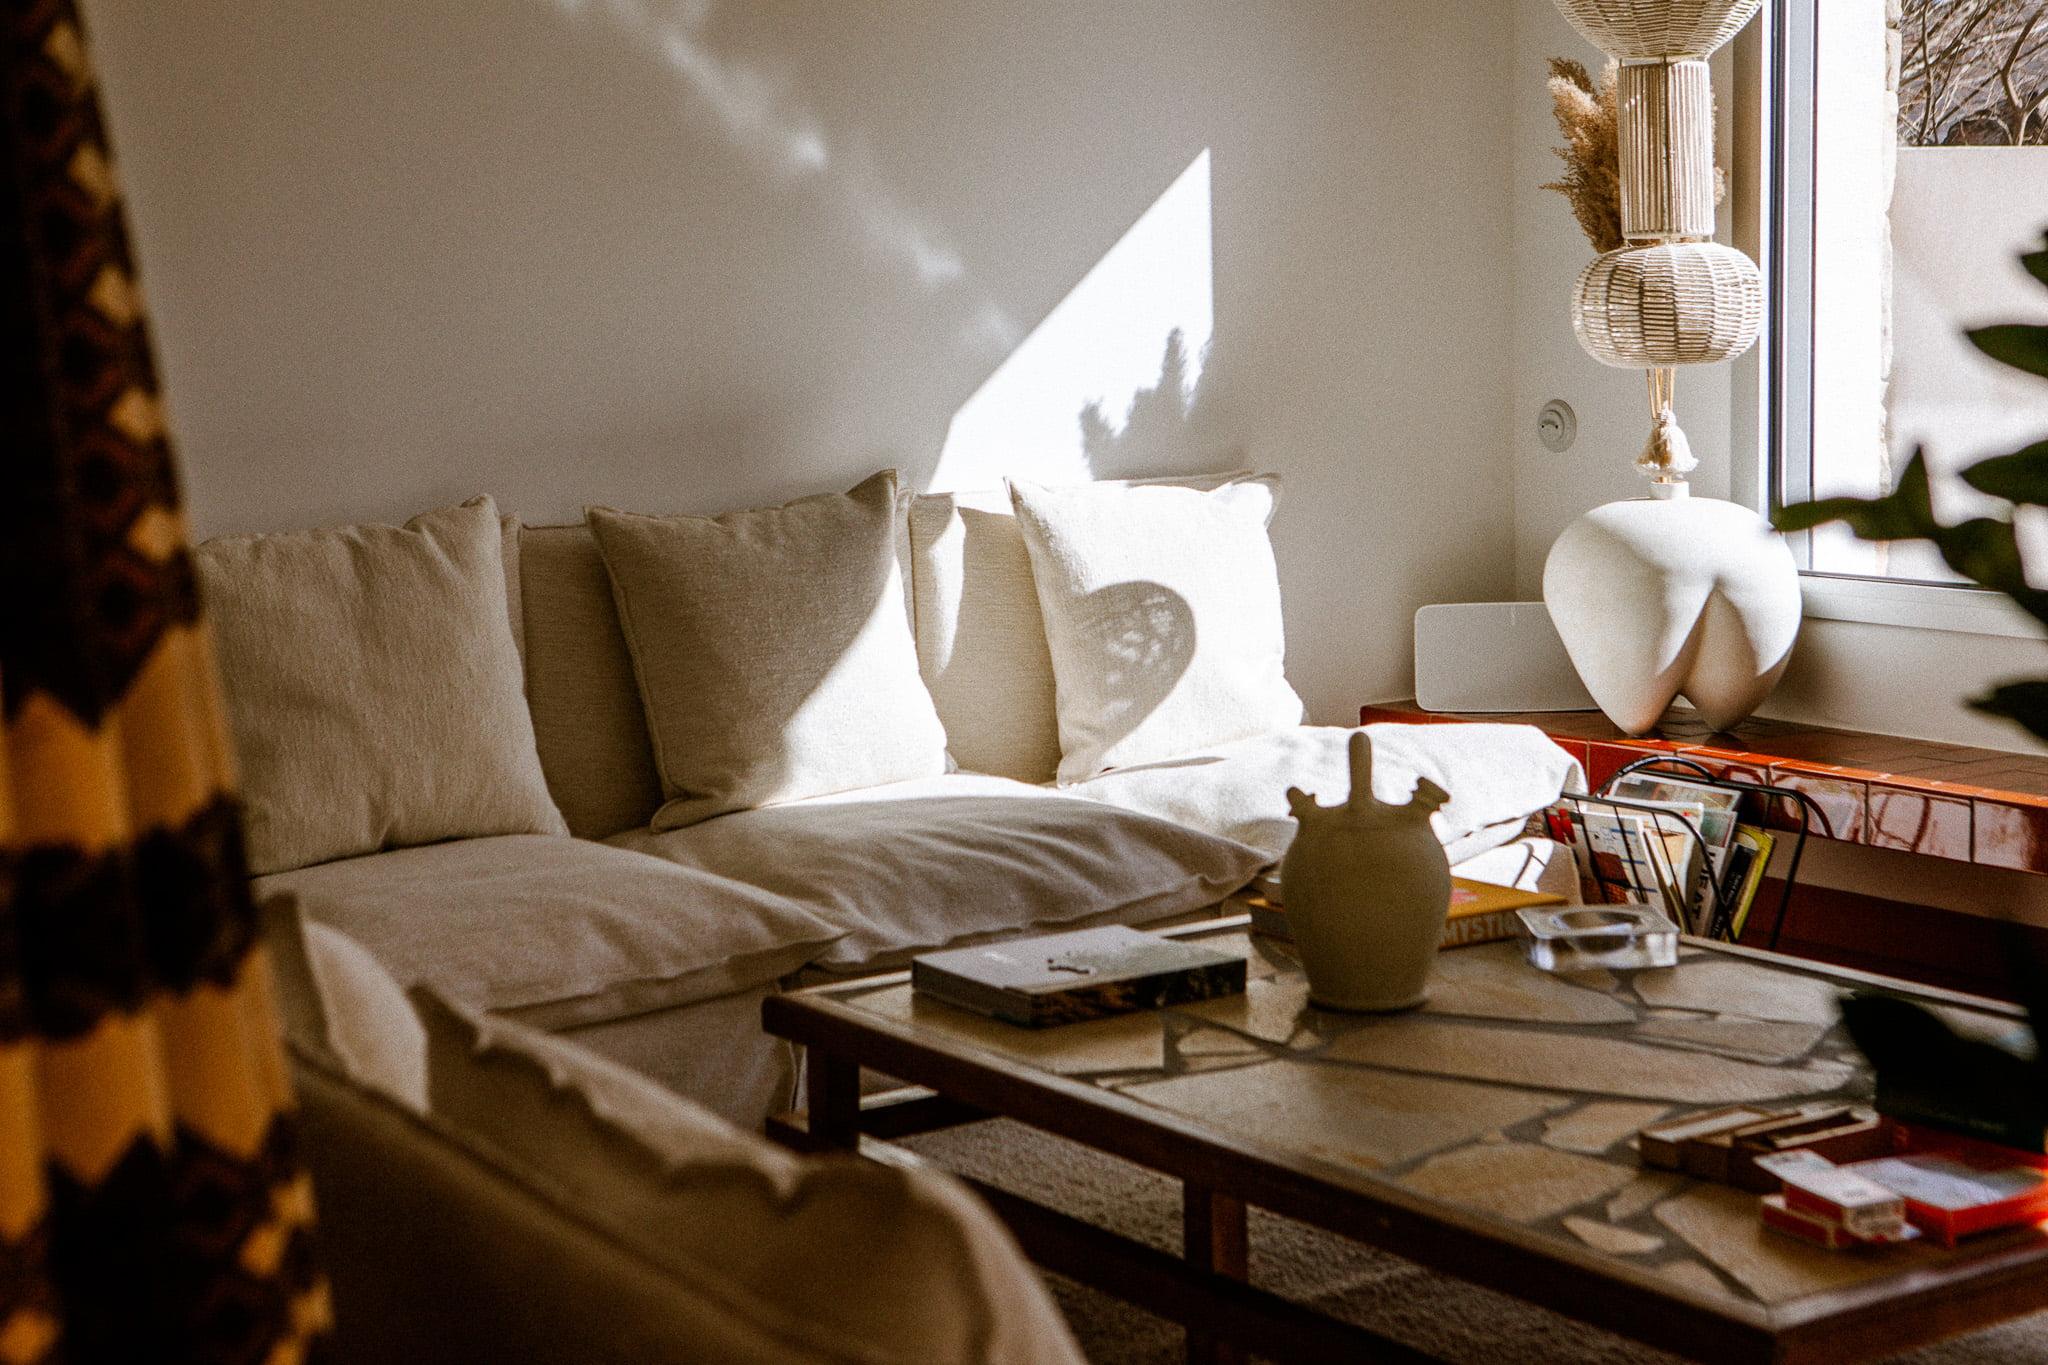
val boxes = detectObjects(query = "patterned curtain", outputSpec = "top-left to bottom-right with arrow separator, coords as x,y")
0,3 -> 329,1361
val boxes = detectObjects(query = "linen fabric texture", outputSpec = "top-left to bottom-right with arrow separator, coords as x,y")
255,834 -> 843,1030
907,472 -> 1271,784
1008,477 -> 1305,784
510,520 -> 666,839
1069,723 -> 1588,865
587,470 -> 949,831
196,496 -> 567,874
414,988 -> 1086,1365
608,772 -> 1269,972
259,893 -> 429,1112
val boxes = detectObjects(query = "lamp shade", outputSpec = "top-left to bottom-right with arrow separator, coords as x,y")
1553,0 -> 1762,59
1619,59 -> 1715,240
1572,242 -> 1762,367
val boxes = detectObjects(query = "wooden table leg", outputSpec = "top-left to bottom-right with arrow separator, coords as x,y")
807,1048 -> 861,1151
1183,1182 -> 1249,1365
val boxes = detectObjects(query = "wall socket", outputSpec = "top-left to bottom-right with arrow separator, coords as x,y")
1537,398 -> 1577,453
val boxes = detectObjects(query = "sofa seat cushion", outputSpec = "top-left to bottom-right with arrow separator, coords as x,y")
256,835 -> 843,1030
196,497 -> 568,875
411,989 -> 1085,1365
1068,723 -> 1586,865
607,775 -> 1269,973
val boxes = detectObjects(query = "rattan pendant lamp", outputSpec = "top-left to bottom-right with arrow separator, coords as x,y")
1540,0 -> 1800,736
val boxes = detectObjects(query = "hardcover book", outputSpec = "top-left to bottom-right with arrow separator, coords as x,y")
1239,878 -> 1565,949
911,926 -> 1247,1028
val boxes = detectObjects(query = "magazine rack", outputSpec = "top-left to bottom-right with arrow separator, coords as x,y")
1548,755 -> 1829,947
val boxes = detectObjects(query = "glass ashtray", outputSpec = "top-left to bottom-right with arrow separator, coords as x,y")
1516,904 -> 1679,972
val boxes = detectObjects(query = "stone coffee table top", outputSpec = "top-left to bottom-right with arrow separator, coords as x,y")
806,926 -> 2048,1341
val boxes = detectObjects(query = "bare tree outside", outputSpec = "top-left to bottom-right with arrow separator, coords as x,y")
1899,0 -> 2048,144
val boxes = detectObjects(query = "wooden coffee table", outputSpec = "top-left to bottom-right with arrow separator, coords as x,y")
762,920 -> 2048,1364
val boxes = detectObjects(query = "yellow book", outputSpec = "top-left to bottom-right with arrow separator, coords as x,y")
1238,877 -> 1566,949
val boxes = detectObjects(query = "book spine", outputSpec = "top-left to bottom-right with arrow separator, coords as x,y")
1022,959 -> 1249,1027
1437,908 -> 1522,949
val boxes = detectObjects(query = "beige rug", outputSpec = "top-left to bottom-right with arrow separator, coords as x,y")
903,1120 -> 2048,1364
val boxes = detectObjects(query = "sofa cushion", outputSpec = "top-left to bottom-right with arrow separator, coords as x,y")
907,472 -> 1270,785
608,774 -> 1268,972
255,835 -> 843,1030
196,497 -> 567,874
260,892 -> 428,1110
513,521 -> 666,839
587,470 -> 949,831
1068,723 -> 1587,864
1009,477 -> 1305,784
415,989 -> 1085,1365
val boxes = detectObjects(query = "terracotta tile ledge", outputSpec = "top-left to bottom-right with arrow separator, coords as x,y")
1359,700 -> 2048,875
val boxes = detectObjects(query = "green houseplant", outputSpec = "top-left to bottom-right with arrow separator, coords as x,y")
1774,231 -> 2048,744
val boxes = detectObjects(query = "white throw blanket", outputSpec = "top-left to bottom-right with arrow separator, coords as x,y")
1068,723 -> 1586,865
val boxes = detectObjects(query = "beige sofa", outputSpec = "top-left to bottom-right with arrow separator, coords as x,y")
222,483 -> 1582,1131
225,490 -> 1578,1130
202,475 -> 1582,1360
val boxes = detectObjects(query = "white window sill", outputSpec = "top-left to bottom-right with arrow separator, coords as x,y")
1800,574 -> 2044,640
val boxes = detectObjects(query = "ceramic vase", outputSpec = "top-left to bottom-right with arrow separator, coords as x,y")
1279,732 -> 1452,1012
1543,484 -> 1800,736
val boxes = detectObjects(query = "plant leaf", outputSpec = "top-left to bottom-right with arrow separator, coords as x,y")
2024,249 -> 2048,292
1962,440 -> 2048,503
1969,324 -> 2048,380
1971,681 -> 2048,747
1772,450 -> 1939,539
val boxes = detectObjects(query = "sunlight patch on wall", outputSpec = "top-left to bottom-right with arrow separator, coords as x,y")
930,150 -> 1213,491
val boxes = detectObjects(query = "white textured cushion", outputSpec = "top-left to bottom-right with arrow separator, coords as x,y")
1069,723 -> 1588,864
255,834 -> 843,1030
196,497 -> 567,874
260,893 -> 427,1111
415,989 -> 1085,1365
908,472 -> 1268,784
1009,477 -> 1304,784
608,774 -> 1268,972
588,471 -> 948,831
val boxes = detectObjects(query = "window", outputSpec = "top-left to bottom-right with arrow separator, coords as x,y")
1772,0 -> 2048,588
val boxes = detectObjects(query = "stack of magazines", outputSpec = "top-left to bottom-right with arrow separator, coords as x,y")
1539,772 -> 1775,940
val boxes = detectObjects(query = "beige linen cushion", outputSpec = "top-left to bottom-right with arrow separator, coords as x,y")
196,497 -> 566,875
587,470 -> 948,830
1009,477 -> 1304,784
511,521 -> 665,839
256,834 -> 842,1030
608,772 -> 1269,972
415,988 -> 1085,1365
907,471 -> 1271,784
259,893 -> 427,1111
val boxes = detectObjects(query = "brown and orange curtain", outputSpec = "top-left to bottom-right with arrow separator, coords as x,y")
0,4 -> 328,1362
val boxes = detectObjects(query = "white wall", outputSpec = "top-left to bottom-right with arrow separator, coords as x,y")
82,0 -> 1519,725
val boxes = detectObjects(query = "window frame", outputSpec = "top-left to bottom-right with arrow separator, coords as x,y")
1761,0 -> 2041,638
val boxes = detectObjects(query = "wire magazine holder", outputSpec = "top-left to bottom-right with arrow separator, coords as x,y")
1547,755 -> 1831,947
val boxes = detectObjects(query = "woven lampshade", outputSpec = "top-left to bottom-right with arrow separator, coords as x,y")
1620,59 -> 1715,240
1572,242 -> 1761,367
1553,0 -> 1761,59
